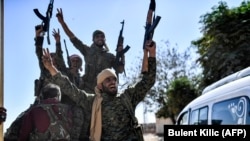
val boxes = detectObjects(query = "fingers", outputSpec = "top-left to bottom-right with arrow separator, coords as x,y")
146,40 -> 155,47
60,8 -> 63,15
42,48 -> 51,61
145,40 -> 156,52
52,28 -> 60,37
57,8 -> 62,14
0,107 -> 6,112
150,41 -> 156,47
56,8 -> 61,13
52,28 -> 56,35
56,8 -> 63,17
0,107 -> 6,122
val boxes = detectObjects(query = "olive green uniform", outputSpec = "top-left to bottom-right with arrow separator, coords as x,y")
53,41 -> 86,140
50,57 -> 156,141
70,37 -> 122,94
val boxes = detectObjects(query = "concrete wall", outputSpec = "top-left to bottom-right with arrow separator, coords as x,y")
155,117 -> 173,135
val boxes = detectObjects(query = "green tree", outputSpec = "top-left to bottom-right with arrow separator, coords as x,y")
192,1 -> 250,90
156,76 -> 198,123
120,40 -> 201,116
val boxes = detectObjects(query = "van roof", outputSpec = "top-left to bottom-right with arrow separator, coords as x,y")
178,67 -> 250,116
202,66 -> 250,94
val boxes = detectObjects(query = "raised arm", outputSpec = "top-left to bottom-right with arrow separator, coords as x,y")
42,48 -> 59,76
124,40 -> 156,107
52,28 -> 67,71
34,25 -> 50,77
56,8 -> 75,39
42,48 -> 93,110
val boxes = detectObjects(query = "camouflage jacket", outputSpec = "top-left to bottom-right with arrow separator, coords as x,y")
36,38 -> 85,140
54,42 -> 87,140
50,57 -> 156,141
34,37 -> 52,97
70,37 -> 124,93
55,42 -> 83,88
19,102 -> 72,141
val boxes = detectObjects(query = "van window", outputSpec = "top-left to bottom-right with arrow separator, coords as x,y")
212,97 -> 249,125
178,112 -> 189,125
190,107 -> 208,125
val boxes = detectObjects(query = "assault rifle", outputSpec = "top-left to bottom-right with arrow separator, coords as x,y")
115,20 -> 130,83
143,0 -> 161,49
33,0 -> 54,45
141,0 -> 161,73
64,39 -> 71,68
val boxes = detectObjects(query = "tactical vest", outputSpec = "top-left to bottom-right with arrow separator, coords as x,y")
29,104 -> 72,141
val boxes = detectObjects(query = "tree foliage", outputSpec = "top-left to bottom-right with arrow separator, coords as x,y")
121,1 -> 250,123
192,1 -> 250,89
120,40 -> 201,116
156,76 -> 198,123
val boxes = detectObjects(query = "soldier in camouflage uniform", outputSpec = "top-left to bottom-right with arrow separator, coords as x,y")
18,83 -> 73,141
4,25 -> 54,141
51,28 -> 87,140
42,40 -> 156,141
52,28 -> 84,88
4,26 -> 85,141
56,8 -> 125,94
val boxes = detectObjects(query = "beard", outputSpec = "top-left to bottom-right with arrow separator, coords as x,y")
95,40 -> 104,47
102,84 -> 117,96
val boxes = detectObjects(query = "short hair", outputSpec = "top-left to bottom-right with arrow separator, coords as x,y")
40,83 -> 61,100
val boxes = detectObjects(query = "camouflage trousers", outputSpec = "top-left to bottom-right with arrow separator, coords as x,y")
70,105 -> 84,141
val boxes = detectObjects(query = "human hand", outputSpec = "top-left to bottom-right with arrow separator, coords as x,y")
0,107 -> 6,124
42,48 -> 53,70
117,44 -> 124,52
35,24 -> 44,37
42,48 -> 59,76
52,28 -> 60,42
56,8 -> 64,24
145,40 -> 156,57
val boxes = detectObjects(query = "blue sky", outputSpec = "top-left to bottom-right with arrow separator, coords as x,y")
4,0 -> 243,132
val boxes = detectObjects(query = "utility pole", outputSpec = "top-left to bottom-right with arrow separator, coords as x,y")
0,0 -> 4,140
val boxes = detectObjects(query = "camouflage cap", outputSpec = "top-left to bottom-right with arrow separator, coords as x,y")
92,30 -> 105,39
97,68 -> 117,84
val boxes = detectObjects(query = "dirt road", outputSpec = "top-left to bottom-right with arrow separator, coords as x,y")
143,133 -> 163,141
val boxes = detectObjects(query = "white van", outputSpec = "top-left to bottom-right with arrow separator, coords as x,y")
176,67 -> 250,125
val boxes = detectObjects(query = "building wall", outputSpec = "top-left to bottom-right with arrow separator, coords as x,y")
155,117 -> 173,135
